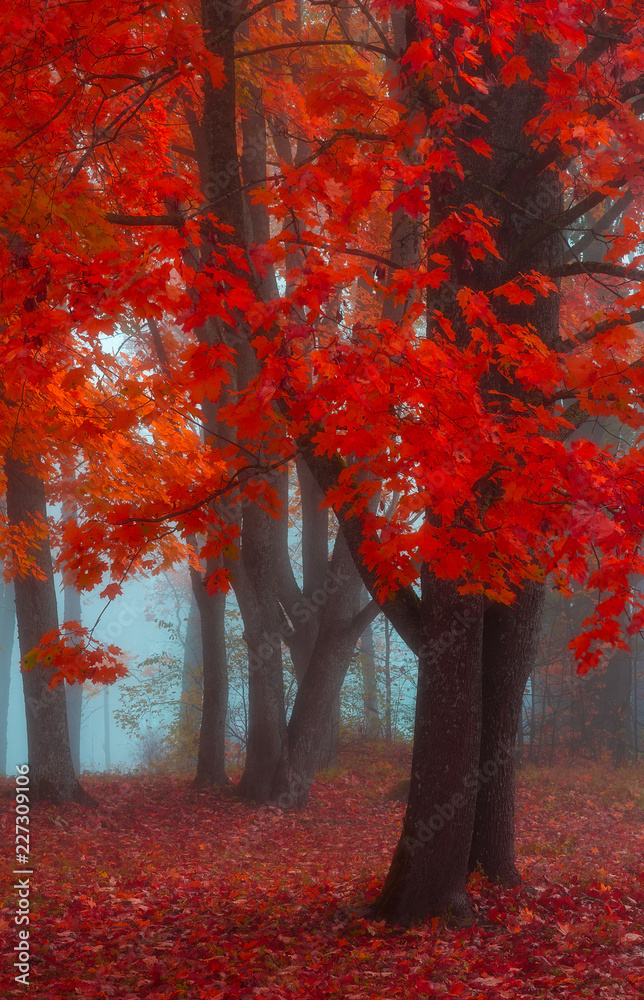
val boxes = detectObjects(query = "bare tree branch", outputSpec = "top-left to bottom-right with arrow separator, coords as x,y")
548,262 -> 644,282
236,39 -> 388,59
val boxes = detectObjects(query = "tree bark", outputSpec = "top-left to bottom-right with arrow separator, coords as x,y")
360,605 -> 380,739
178,590 -> 203,768
5,455 -> 92,804
190,559 -> 230,787
233,494 -> 290,802
0,570 -> 15,775
469,582 -> 545,884
598,648 -> 634,764
371,572 -> 483,924
63,579 -> 83,775
280,526 -> 378,806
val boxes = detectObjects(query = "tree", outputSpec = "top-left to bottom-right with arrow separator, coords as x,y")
4,0 -> 644,920
189,553 -> 230,786
176,591 -> 204,768
5,455 -> 91,803
0,566 -> 15,776
63,577 -> 83,775
283,3 -> 644,921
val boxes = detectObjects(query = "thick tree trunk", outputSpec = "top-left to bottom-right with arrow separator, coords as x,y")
469,582 -> 545,884
371,573 -> 483,924
63,579 -> 83,775
5,456 -> 92,804
234,495 -> 290,803
0,571 -> 15,776
190,560 -> 229,787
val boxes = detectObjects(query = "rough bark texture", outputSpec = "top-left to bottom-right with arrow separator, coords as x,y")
371,572 -> 484,924
233,495 -> 289,803
0,572 -> 15,776
63,580 -> 83,775
190,560 -> 229,787
5,456 -> 92,804
469,582 -> 545,884
189,0 -> 246,789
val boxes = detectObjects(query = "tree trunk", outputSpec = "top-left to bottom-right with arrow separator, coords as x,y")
190,560 -> 229,787
371,572 -> 483,924
5,455 -> 92,804
384,619 -> 393,741
468,582 -> 545,884
315,693 -> 341,771
0,571 -> 15,776
281,527 -> 377,806
63,578 -> 83,775
234,495 -> 290,803
178,590 -> 203,768
601,648 -> 634,764
360,595 -> 380,739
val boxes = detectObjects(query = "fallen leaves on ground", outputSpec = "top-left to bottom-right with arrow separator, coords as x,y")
1,754 -> 644,998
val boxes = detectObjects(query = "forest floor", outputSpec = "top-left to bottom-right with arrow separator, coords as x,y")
1,748 -> 644,998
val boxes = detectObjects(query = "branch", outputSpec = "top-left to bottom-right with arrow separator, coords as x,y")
236,39 -> 389,59
349,598 -> 381,640
292,239 -> 401,271
14,93 -> 75,150
563,189 -> 634,262
205,0 -> 288,43
297,435 -> 422,654
510,180 -> 627,262
548,262 -> 644,282
64,68 -> 182,186
351,0 -> 398,61
105,213 -> 183,227
507,72 -> 644,190
575,307 -> 644,347
147,317 -> 171,372
556,401 -> 593,440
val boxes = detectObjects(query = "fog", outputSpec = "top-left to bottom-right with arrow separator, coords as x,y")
4,572 -> 190,775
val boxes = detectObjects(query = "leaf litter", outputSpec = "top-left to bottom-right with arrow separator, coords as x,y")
1,756 -> 643,998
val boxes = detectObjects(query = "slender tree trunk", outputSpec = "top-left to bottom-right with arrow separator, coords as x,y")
178,590 -> 203,768
601,649 -> 633,764
0,571 -> 15,776
5,455 -> 92,804
63,578 -> 83,775
384,619 -> 392,742
529,669 -> 537,763
371,572 -> 483,924
281,527 -> 377,806
360,596 -> 380,738
103,687 -> 111,771
633,650 -> 639,759
190,559 -> 229,787
468,582 -> 545,884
